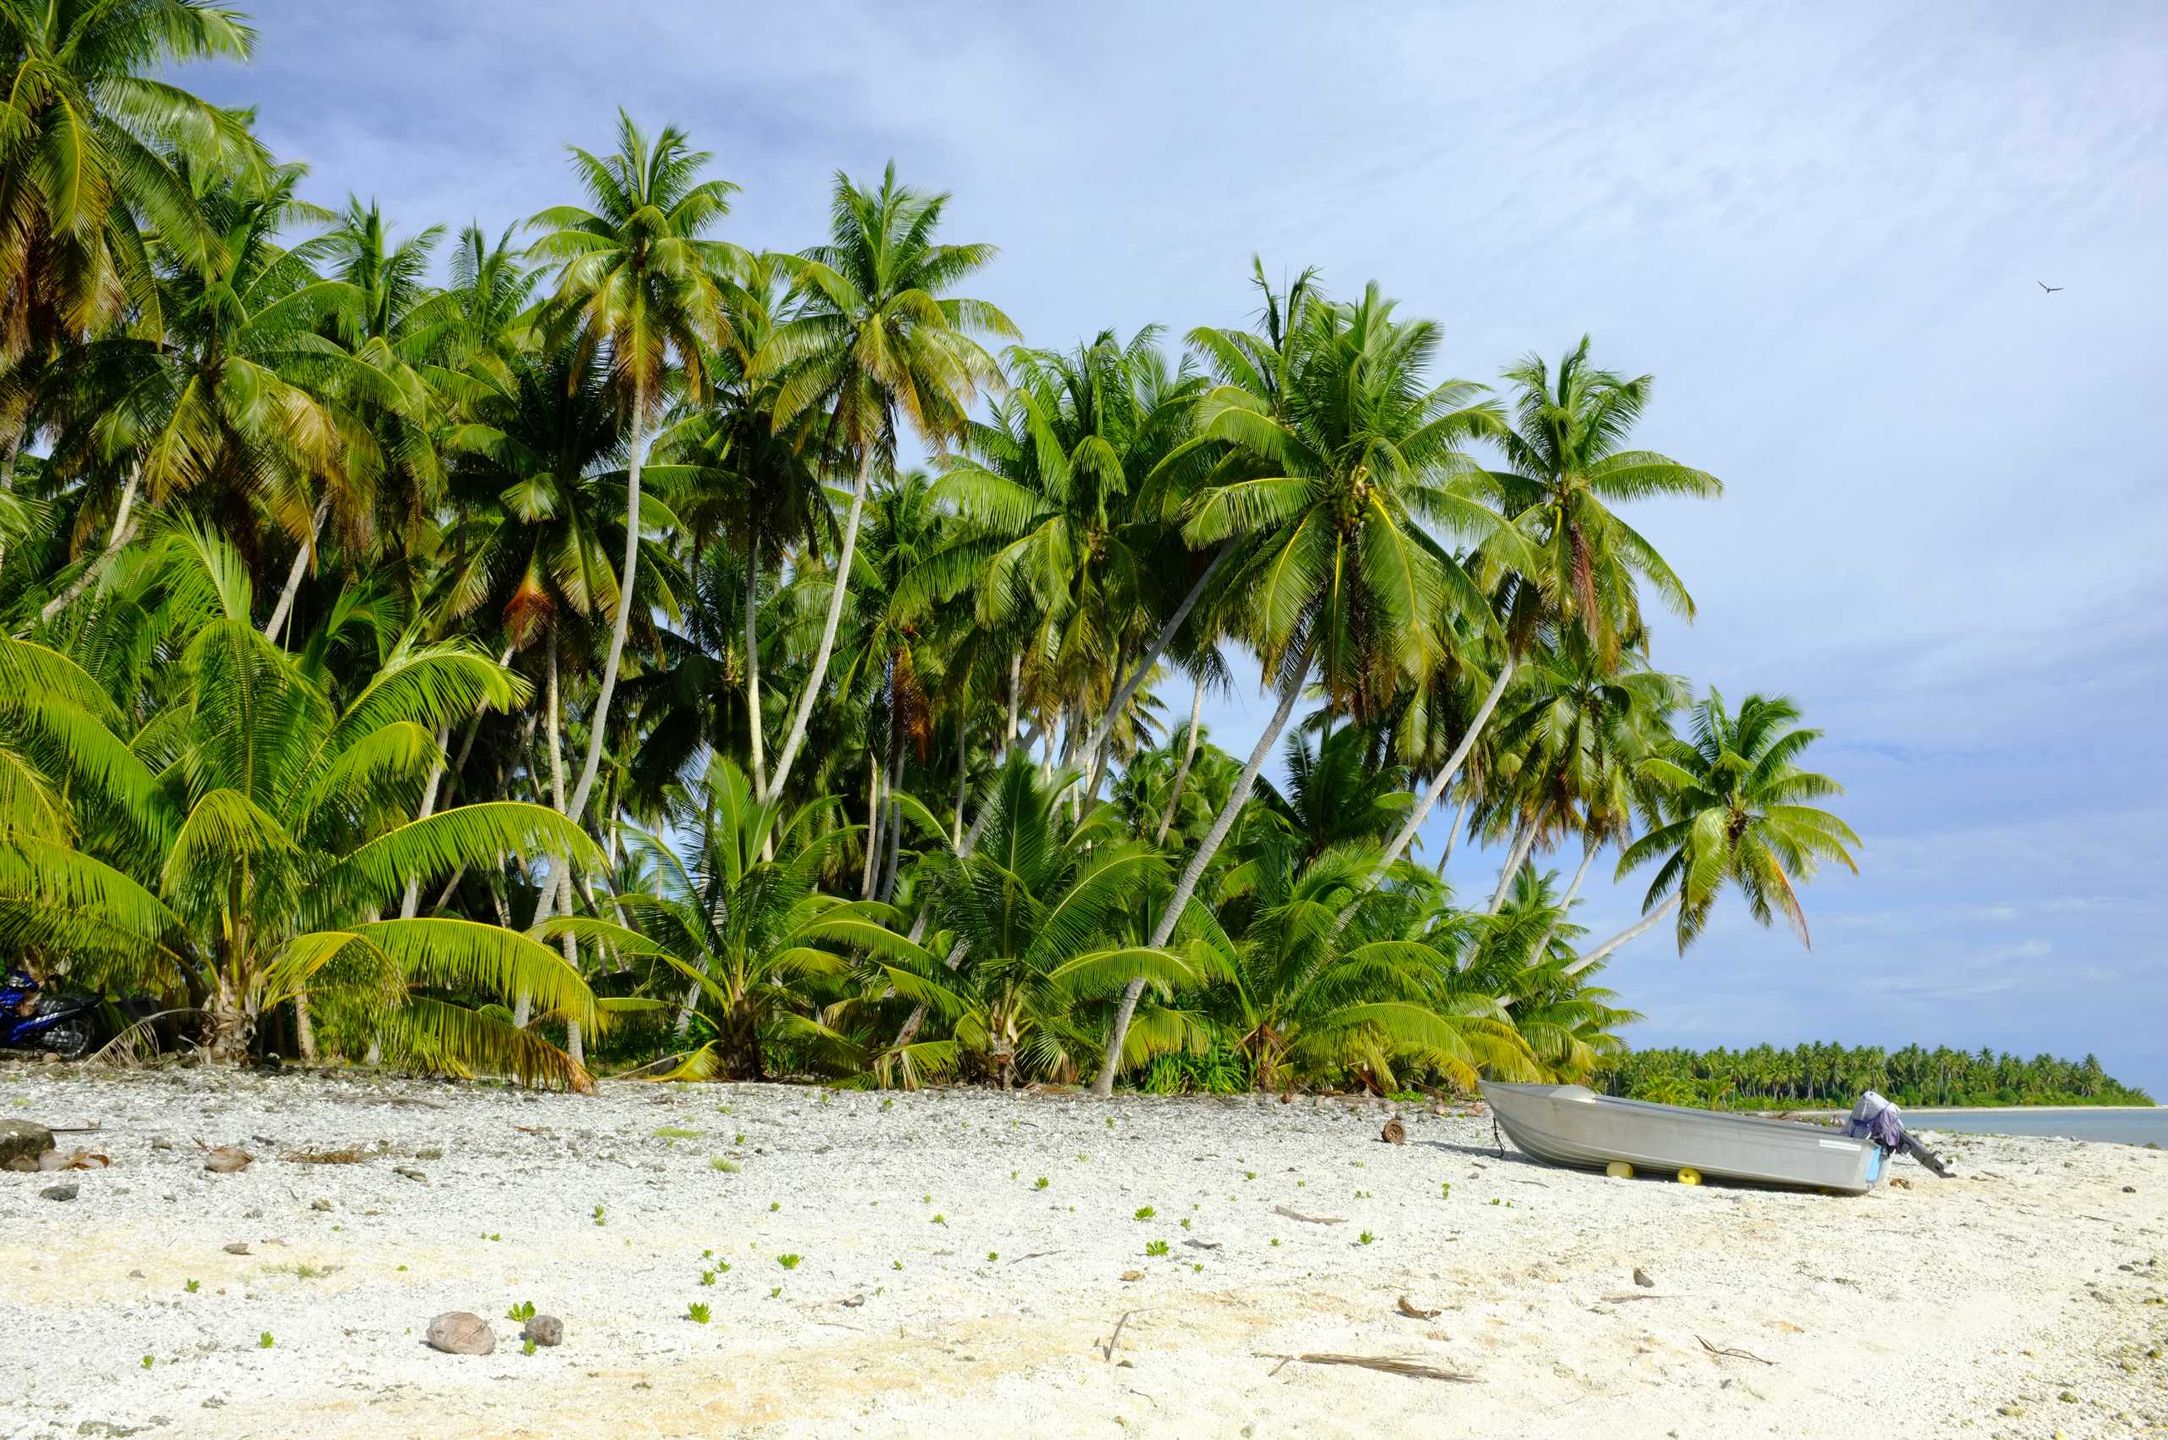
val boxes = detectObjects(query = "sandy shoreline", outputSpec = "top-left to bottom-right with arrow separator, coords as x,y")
2,1068 -> 2164,1439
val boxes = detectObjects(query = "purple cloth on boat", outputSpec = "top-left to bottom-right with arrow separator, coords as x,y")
1842,1090 -> 1907,1151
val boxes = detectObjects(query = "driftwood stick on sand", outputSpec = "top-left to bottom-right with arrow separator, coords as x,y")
1395,1296 -> 1442,1319
1272,1204 -> 1346,1225
1100,1309 -> 1142,1362
1697,1336 -> 1775,1365
1265,1353 -> 1477,1383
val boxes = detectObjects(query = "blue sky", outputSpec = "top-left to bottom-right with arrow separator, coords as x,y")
205,2 -> 2168,1092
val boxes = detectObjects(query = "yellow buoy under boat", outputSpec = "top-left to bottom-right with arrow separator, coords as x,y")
1676,1167 -> 1702,1185
1605,1161 -> 1634,1179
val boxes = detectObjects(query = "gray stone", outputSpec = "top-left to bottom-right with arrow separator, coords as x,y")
426,1311 -> 494,1355
0,1119 -> 54,1169
393,1166 -> 426,1182
520,1314 -> 563,1347
310,1198 -> 333,1211
41,1182 -> 78,1201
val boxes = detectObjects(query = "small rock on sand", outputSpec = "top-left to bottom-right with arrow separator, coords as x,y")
1380,1117 -> 1406,1145
1633,1267 -> 1655,1288
427,1312 -> 495,1355
40,1182 -> 78,1201
222,1242 -> 251,1255
0,1119 -> 54,1168
520,1315 -> 563,1347
202,1146 -> 252,1174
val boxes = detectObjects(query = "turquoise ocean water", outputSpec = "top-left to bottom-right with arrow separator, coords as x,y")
1904,1107 -> 2167,1146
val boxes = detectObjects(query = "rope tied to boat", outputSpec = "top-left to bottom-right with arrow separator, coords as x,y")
1492,1115 -> 1505,1159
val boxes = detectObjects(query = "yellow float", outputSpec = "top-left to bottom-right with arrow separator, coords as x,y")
1605,1160 -> 1633,1179
1676,1167 -> 1702,1185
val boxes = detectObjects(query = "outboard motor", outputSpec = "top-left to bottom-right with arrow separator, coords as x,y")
1843,1090 -> 1950,1178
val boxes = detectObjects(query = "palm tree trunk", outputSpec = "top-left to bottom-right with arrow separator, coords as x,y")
264,500 -> 331,644
950,719 -> 969,847
1376,657 -> 1514,872
1152,678 -> 1205,846
1531,835 -> 1598,959
1564,892 -> 1680,976
1436,796 -> 1470,878
1487,820 -> 1539,915
1073,540 -> 1231,783
763,441 -> 875,806
1004,650 -> 1022,752
38,461 -> 144,623
1094,642 -> 1312,1097
526,400 -> 648,941
744,554 -> 767,796
293,992 -> 318,1062
860,747 -> 883,898
875,720 -> 901,902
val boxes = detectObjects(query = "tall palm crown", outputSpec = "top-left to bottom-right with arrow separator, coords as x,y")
0,0 -> 258,364
44,159 -> 391,570
923,327 -> 1197,728
526,111 -> 739,423
1178,282 -> 1510,719
759,163 -> 1012,468
1618,690 -> 1860,952
751,162 -> 1013,805
1493,337 -> 1722,663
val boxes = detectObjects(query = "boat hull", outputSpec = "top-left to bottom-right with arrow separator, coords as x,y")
1478,1082 -> 1882,1194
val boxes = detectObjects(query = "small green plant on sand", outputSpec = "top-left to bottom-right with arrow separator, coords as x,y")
769,1286 -> 781,1298
184,1279 -> 199,1294
653,1126 -> 703,1141
522,1337 -> 537,1356
710,1157 -> 739,1173
258,1332 -> 274,1349
1133,1206 -> 1155,1221
699,1269 -> 716,1286
777,1254 -> 801,1270
1034,1176 -> 1049,1190
507,1300 -> 536,1322
769,1201 -> 780,1212
1145,1239 -> 1170,1257
141,1355 -> 153,1369
593,1205 -> 607,1226
931,1213 -> 946,1225
1359,1230 -> 1376,1245
687,1303 -> 711,1324
1440,1181 -> 1451,1199
987,1250 -> 999,1262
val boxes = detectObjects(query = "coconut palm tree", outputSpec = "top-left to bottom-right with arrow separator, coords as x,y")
0,0 -> 259,371
1204,843 -> 1535,1093
524,110 -> 738,863
752,162 -> 1013,807
1095,280 -> 1511,1093
558,756 -> 911,1080
33,158 -> 398,633
1574,690 -> 1859,971
865,755 -> 1189,1089
0,524 -> 605,1083
1379,339 -> 1720,877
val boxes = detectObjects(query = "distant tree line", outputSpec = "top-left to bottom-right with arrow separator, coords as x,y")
1602,1043 -> 2153,1109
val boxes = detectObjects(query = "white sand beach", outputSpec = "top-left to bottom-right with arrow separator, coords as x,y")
2,1069 -> 2163,1439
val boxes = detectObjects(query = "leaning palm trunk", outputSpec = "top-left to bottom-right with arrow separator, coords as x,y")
1530,835 -> 1599,959
764,443 -> 876,806
526,399 -> 649,940
1487,820 -> 1539,915
264,500 -> 331,644
38,461 -> 144,622
1074,541 -> 1232,799
1437,796 -> 1470,877
1565,892 -> 1682,976
1375,657 -> 1515,873
744,555 -> 768,795
1152,679 -> 1206,846
1093,642 -> 1312,1096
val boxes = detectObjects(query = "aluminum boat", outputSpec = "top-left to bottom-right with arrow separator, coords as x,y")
1479,1081 -> 1884,1194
